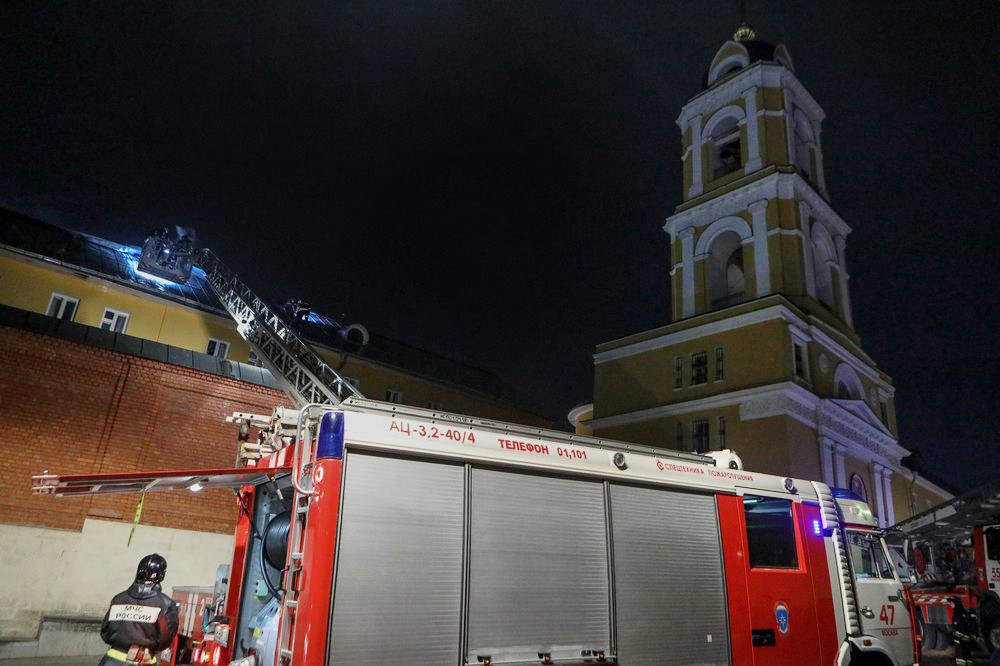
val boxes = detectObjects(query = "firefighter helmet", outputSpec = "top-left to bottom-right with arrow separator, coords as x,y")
135,554 -> 168,584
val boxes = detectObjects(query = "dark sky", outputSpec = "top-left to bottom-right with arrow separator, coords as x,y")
3,2 -> 998,492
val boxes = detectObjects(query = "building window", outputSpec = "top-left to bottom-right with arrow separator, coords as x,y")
692,419 -> 709,453
810,222 -> 836,311
428,401 -> 444,411
206,338 -> 230,359
99,308 -> 129,333
708,232 -> 745,308
744,495 -> 799,569
710,117 -> 742,179
673,356 -> 684,389
793,108 -> 815,183
690,352 -> 708,385
714,347 -> 725,381
717,416 -> 726,449
793,342 -> 809,381
849,473 -> 868,502
46,293 -> 79,321
674,421 -> 684,450
385,388 -> 404,404
879,401 -> 889,425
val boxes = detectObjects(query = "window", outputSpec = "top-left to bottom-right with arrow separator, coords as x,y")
673,356 -> 684,389
714,347 -> 725,381
707,231 -> 745,308
744,495 -> 799,569
717,416 -> 726,449
793,108 -> 815,183
849,473 -> 868,502
691,419 -> 709,453
46,293 -> 79,321
674,421 -> 684,450
710,117 -> 743,179
985,529 -> 1000,561
847,532 -> 894,579
690,352 -> 708,385
810,222 -> 836,311
206,338 -> 230,359
879,401 -> 889,425
793,343 -> 808,381
385,388 -> 404,404
99,308 -> 129,333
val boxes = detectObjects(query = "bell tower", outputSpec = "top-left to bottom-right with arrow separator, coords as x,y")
585,25 -> 953,527
667,25 -> 853,334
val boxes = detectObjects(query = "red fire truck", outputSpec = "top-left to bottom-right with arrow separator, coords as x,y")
889,480 -> 1000,661
35,400 -> 918,666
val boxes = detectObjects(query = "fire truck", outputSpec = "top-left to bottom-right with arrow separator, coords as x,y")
889,480 -> 1000,661
30,231 -> 917,665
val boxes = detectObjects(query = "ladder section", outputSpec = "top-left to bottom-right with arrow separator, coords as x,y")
275,410 -> 321,665
197,249 -> 364,408
813,481 -> 860,635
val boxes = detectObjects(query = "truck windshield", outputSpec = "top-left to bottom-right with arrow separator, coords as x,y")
847,531 -> 894,579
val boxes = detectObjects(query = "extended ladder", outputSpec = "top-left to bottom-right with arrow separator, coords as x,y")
195,249 -> 364,408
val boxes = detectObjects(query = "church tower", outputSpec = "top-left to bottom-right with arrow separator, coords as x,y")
583,26 -> 951,524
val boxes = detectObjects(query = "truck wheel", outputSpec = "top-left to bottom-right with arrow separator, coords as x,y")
986,619 -> 1000,654
921,621 -> 938,651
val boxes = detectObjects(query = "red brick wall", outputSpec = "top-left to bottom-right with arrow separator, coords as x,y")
0,325 -> 288,534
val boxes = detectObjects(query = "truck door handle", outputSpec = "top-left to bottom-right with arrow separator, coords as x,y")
861,607 -> 875,619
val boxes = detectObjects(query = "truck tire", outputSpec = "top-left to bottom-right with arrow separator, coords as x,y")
921,621 -> 938,651
986,618 -> 1000,654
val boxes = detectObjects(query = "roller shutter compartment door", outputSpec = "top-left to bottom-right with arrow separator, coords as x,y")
328,453 -> 465,665
467,468 -> 610,664
610,484 -> 730,665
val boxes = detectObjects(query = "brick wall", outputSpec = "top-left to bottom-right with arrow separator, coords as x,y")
0,325 -> 288,534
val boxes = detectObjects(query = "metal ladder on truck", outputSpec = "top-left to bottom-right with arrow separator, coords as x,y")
139,233 -> 362,664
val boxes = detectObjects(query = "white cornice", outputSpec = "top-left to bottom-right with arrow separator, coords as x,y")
593,304 -> 807,364
677,63 -> 825,130
663,172 -> 850,240
591,381 -> 911,467
592,381 -> 799,429
911,475 -> 954,501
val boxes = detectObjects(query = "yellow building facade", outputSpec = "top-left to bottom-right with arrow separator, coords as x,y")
579,31 -> 950,525
0,212 -> 547,427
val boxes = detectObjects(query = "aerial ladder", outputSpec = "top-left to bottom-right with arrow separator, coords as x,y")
137,228 -> 363,664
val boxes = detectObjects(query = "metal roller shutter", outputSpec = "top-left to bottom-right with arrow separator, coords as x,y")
329,453 -> 465,665
467,468 -> 610,663
610,484 -> 730,665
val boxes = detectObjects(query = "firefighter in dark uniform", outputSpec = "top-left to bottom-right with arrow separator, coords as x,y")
98,554 -> 179,665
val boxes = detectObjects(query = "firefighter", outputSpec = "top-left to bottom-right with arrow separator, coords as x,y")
98,554 -> 179,666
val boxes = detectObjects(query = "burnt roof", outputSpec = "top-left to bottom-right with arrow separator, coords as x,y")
0,208 -> 541,414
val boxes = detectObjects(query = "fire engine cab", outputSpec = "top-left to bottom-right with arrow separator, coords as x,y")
35,401 -> 917,666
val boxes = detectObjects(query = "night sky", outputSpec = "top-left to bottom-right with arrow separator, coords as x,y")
3,2 -> 998,492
